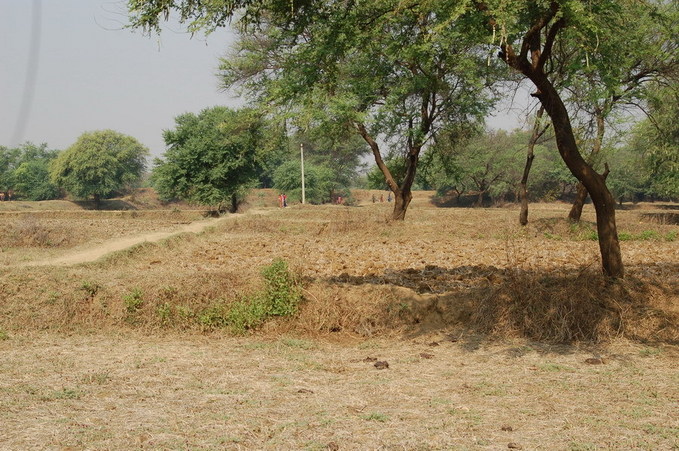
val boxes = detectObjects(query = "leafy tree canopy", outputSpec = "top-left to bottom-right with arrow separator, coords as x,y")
50,130 -> 148,205
152,106 -> 270,210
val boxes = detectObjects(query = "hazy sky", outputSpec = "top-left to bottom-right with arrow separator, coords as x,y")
2,0 -> 238,158
2,0 -> 523,161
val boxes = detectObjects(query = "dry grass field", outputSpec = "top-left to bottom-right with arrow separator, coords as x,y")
0,189 -> 677,450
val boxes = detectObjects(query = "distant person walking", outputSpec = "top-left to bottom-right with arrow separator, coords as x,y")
387,192 -> 392,202
283,193 -> 288,207
0,192 -> 4,201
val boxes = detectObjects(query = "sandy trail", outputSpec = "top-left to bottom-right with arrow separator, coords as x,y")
21,211 -> 265,267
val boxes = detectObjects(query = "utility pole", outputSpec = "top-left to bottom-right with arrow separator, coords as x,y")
300,142 -> 306,204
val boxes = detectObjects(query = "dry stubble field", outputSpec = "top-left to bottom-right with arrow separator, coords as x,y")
0,190 -> 677,450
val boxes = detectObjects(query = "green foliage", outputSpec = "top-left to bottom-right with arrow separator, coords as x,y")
80,281 -> 101,298
123,288 -> 145,314
50,130 -> 148,205
224,258 -> 302,333
224,296 -> 269,334
156,302 -> 173,326
14,159 -> 61,200
272,159 -> 336,205
216,0 -> 493,218
0,145 -> 20,191
152,106 -> 271,210
0,142 -> 60,200
423,128 -> 530,204
366,158 -> 406,191
260,258 -> 301,316
160,259 -> 302,334
622,85 -> 679,200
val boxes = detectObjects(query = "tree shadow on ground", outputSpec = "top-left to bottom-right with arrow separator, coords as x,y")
430,193 -> 492,208
71,200 -> 138,210
320,263 -> 678,346
640,212 -> 679,225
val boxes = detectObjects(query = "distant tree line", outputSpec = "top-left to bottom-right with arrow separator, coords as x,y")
0,130 -> 148,207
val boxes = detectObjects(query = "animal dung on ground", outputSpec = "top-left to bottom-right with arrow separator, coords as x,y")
585,357 -> 606,365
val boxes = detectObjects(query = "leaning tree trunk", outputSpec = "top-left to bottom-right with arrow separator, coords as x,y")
356,122 -> 418,221
568,182 -> 588,221
496,5 -> 624,277
519,106 -> 547,226
533,79 -> 624,278
568,106 -> 606,222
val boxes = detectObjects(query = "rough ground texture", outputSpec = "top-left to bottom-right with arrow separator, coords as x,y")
1,333 -> 677,450
0,190 -> 677,449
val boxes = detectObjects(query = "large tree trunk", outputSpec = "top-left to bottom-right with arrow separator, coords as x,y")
519,106 -> 547,226
568,107 -> 606,222
356,122 -> 418,221
568,182 -> 588,221
533,79 -> 624,278
497,13 -> 624,278
392,189 -> 413,220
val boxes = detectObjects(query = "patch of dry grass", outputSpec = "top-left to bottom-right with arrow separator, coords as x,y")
0,333 -> 677,449
0,193 -> 677,344
0,192 -> 677,449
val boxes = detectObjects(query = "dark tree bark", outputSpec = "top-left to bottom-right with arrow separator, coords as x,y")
519,106 -> 548,226
355,89 -> 433,221
496,3 -> 624,278
356,122 -> 415,220
568,106 -> 606,222
568,182 -> 589,221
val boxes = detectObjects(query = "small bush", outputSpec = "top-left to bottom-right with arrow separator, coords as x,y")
156,302 -> 173,326
225,296 -> 269,334
153,259 -> 302,333
198,304 -> 228,331
81,281 -> 101,299
637,230 -> 660,240
225,259 -> 302,333
261,258 -> 302,317
123,288 -> 144,314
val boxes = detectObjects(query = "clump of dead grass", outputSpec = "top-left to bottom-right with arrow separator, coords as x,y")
470,269 -> 678,343
1,217 -> 73,248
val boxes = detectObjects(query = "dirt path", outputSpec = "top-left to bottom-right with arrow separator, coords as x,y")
21,211 -> 268,267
